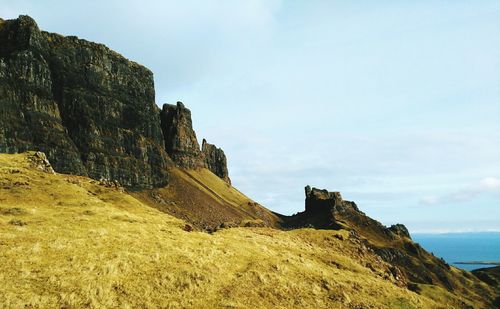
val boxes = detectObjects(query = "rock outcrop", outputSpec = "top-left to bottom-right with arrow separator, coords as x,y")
160,102 -> 203,169
0,15 -> 171,188
285,186 -> 362,229
202,139 -> 230,184
304,185 -> 357,213
0,16 -> 87,175
27,151 -> 54,174
389,223 -> 411,239
158,102 -> 232,183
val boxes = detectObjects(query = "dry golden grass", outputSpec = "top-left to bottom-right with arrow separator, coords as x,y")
0,153 -> 473,308
133,167 -> 281,229
180,168 -> 247,206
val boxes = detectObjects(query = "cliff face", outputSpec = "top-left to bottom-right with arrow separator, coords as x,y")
0,15 -> 171,188
202,138 -> 230,184
0,16 -> 87,175
0,16 -> 234,188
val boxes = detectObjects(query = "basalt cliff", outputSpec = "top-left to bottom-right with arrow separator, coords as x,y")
0,15 -> 230,189
0,15 -> 496,308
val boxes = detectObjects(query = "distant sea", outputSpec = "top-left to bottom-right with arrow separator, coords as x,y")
412,232 -> 500,271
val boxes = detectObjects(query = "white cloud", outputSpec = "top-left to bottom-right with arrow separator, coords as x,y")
480,177 -> 500,190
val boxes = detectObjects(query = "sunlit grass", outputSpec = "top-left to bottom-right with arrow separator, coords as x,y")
0,153 -> 476,308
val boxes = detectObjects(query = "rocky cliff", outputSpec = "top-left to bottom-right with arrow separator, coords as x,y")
202,138 -> 230,184
0,15 -> 171,189
160,102 -> 203,169
284,186 -> 363,229
0,15 -> 234,189
159,102 -> 231,183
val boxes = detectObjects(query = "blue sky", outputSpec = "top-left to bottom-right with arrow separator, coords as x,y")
2,1 -> 499,233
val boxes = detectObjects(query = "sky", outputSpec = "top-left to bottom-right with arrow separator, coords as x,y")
2,0 -> 499,233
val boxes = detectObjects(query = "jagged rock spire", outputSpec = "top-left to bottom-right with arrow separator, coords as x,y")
160,102 -> 204,169
202,138 -> 231,184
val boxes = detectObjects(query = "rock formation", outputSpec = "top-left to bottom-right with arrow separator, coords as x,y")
27,151 -> 54,174
0,15 -> 176,188
160,102 -> 203,169
158,102 -> 232,183
286,186 -> 362,229
202,139 -> 230,184
0,15 -> 236,188
0,16 -> 88,176
388,223 -> 411,239
304,185 -> 357,213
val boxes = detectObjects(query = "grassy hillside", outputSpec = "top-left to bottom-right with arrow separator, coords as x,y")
133,167 -> 282,230
0,152 -> 490,308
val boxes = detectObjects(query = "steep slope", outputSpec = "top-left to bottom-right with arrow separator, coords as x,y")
133,167 -> 282,230
0,152 -> 452,308
282,186 -> 496,307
